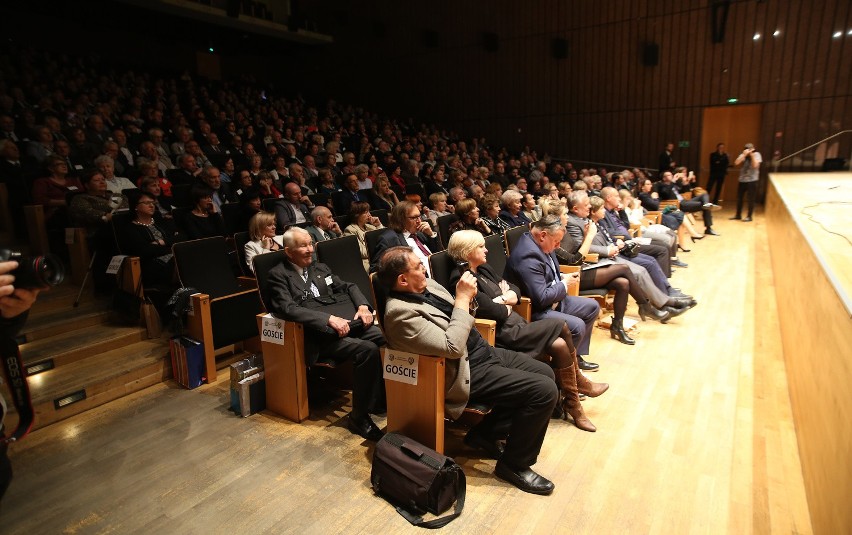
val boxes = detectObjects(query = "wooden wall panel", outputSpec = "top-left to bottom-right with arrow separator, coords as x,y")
302,0 -> 850,174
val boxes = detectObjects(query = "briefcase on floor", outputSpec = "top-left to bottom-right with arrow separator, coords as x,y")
371,432 -> 466,528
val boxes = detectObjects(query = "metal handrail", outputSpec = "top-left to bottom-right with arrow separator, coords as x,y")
773,130 -> 852,172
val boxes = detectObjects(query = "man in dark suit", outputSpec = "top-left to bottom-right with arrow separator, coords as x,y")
599,187 -> 675,276
503,217 -> 601,371
658,142 -> 675,176
333,173 -> 364,216
707,143 -> 729,205
274,182 -> 312,228
305,206 -> 342,260
369,200 -> 441,274
377,246 -> 558,495
263,227 -> 386,441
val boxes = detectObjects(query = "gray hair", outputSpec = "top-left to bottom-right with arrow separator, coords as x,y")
310,206 -> 331,224
282,226 -> 311,248
501,189 -> 522,205
566,190 -> 588,211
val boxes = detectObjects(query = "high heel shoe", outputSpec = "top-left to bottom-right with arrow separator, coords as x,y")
637,302 -> 671,322
690,235 -> 704,242
677,244 -> 691,252
609,317 -> 635,345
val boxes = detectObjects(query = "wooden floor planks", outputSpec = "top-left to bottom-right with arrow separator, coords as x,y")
1,206 -> 813,534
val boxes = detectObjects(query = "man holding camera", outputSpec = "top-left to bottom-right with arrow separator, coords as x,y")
262,227 -> 386,442
731,143 -> 761,222
1,259 -> 42,500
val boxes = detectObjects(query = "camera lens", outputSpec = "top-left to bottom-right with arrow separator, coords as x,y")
0,249 -> 65,289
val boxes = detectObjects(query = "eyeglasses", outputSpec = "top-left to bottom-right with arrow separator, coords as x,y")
137,201 -> 156,205
407,214 -> 421,220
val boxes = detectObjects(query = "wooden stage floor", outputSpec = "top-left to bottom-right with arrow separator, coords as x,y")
3,205 -> 813,534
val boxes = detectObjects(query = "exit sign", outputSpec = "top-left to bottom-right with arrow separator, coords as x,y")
678,141 -> 690,148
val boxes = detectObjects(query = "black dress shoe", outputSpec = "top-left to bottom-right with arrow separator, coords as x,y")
494,462 -> 555,495
464,430 -> 504,460
577,356 -> 599,372
743,217 -> 753,222
347,414 -> 384,442
666,297 -> 697,309
660,305 -> 689,324
705,228 -> 720,236
729,215 -> 742,220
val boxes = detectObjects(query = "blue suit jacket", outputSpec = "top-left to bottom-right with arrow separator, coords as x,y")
503,232 -> 567,315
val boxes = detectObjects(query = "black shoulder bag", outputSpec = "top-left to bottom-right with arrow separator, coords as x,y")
371,432 -> 466,529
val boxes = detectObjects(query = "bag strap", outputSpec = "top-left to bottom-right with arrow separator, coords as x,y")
394,467 -> 466,529
1,336 -> 35,444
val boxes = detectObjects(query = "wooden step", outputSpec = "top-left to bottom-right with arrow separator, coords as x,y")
19,304 -> 113,343
2,338 -> 170,431
2,345 -> 255,432
19,323 -> 148,369
25,282 -> 99,316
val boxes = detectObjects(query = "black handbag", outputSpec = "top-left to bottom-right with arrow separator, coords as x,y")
371,432 -> 466,529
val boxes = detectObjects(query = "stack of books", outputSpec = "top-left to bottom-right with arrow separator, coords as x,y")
169,336 -> 205,389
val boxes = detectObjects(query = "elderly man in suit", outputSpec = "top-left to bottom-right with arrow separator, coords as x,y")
306,206 -> 341,246
264,227 -> 386,441
377,246 -> 558,495
369,200 -> 441,274
503,217 -> 602,372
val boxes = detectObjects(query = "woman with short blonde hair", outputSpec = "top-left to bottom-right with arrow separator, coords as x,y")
245,211 -> 282,272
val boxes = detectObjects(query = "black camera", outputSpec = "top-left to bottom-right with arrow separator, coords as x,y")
0,249 -> 65,289
621,241 -> 641,258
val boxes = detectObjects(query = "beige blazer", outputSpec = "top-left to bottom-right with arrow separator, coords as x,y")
383,278 -> 474,419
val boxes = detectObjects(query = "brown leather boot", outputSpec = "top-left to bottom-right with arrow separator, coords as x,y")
573,351 -> 609,397
556,364 -> 596,432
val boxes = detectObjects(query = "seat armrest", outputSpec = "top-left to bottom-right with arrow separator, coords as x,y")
238,276 -> 258,289
584,253 -> 599,263
209,287 -> 259,303
475,318 -> 496,346
512,297 -> 531,322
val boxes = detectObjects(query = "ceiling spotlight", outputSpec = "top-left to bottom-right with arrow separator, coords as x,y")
753,33 -> 761,40
833,31 -> 842,38
847,29 -> 852,36
773,30 -> 781,37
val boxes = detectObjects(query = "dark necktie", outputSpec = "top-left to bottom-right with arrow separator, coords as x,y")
353,191 -> 360,202
412,234 -> 431,256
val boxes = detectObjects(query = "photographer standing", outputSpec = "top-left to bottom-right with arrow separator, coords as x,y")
1,259 -> 41,500
731,143 -> 761,222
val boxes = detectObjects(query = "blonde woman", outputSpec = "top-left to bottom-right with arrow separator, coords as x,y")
244,211 -> 283,273
343,201 -> 384,271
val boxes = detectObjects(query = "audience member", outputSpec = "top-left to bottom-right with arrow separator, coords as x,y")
264,227 -> 386,441
377,246 -> 558,494
244,211 -> 283,272
342,201 -> 384,272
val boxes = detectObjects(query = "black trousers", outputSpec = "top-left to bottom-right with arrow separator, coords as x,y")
468,348 -> 558,470
706,173 -> 726,204
315,325 -> 386,417
680,192 -> 714,229
735,181 -> 758,218
626,241 -> 671,277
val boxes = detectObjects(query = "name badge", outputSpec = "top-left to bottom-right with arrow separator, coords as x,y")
324,276 -> 333,286
383,350 -> 419,385
260,314 -> 285,345
67,186 -> 79,191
